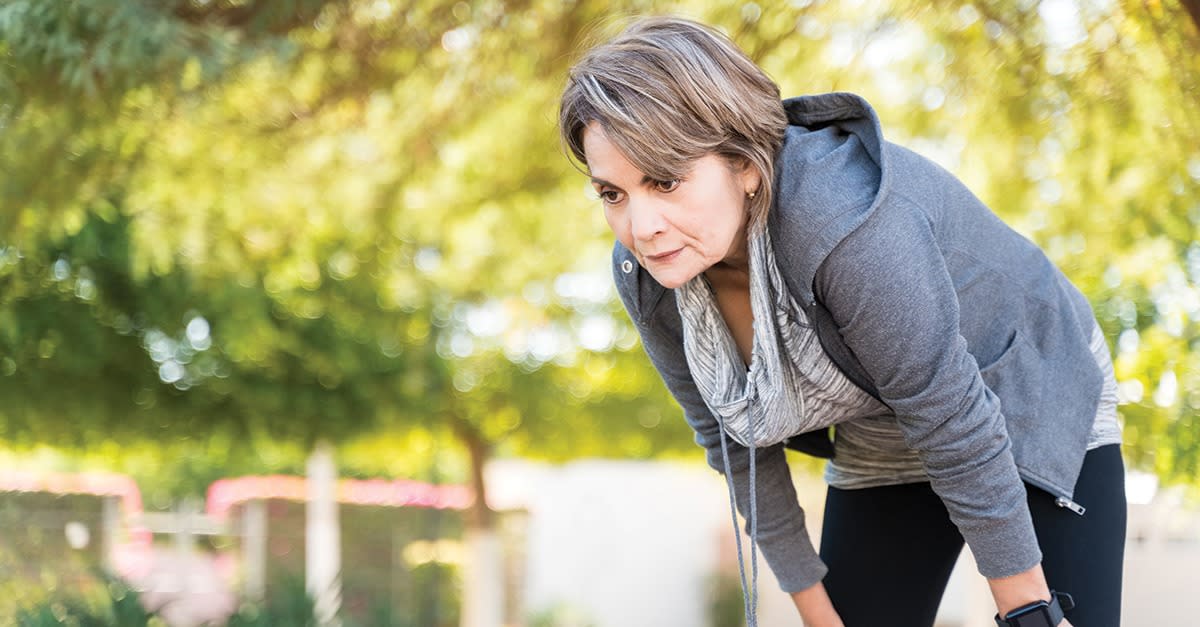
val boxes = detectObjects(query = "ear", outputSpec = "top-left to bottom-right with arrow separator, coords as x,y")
739,163 -> 762,197
722,154 -> 762,197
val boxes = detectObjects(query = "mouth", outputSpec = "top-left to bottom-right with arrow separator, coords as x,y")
644,248 -> 683,263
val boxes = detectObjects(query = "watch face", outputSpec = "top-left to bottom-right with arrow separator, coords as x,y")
1006,601 -> 1054,627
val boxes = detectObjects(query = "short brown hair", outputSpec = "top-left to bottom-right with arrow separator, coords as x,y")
559,16 -> 788,228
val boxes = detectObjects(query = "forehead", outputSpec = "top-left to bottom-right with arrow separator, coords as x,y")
581,121 -> 645,183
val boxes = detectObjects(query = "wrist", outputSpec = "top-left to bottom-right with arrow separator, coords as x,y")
987,564 -> 1050,615
995,591 -> 1075,626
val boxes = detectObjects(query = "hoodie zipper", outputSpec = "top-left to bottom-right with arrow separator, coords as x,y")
1054,496 -> 1087,515
1023,474 -> 1087,516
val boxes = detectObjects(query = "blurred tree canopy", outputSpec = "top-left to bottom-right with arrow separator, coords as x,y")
0,0 -> 1198,500
0,0 -> 690,505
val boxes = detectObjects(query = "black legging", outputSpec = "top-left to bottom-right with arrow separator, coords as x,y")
820,444 -> 1126,627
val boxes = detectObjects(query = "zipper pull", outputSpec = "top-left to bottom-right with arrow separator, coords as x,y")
1055,496 -> 1086,516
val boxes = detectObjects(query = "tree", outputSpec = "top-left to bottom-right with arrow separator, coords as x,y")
0,0 -> 692,472
2,3 -> 692,620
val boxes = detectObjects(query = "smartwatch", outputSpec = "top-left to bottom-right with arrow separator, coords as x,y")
994,591 -> 1075,627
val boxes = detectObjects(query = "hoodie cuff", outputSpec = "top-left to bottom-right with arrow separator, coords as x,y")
757,523 -> 829,593
931,454 -> 1044,579
964,511 -> 1043,579
727,449 -> 829,593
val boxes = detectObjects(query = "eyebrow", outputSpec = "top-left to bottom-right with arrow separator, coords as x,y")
590,175 -> 655,189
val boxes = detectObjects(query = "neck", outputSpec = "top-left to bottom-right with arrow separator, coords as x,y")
709,256 -> 749,277
720,218 -> 752,270
705,237 -> 751,287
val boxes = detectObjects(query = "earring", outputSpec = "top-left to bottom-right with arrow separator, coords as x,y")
747,190 -> 757,200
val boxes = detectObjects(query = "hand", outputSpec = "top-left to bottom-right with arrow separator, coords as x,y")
790,582 -> 845,627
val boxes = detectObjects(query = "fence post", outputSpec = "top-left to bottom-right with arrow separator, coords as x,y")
307,441 -> 342,625
101,495 -> 120,572
242,499 -> 267,601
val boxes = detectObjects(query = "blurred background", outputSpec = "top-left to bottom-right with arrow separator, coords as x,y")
0,0 -> 1197,625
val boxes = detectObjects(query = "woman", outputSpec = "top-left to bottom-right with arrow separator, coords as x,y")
557,16 -> 1125,627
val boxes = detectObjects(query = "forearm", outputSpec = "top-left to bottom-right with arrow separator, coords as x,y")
723,444 -> 828,591
789,565 -> 1066,626
989,564 -> 1073,626
790,582 -> 844,627
815,212 -> 1045,579
631,308 -> 830,591
989,563 -> 1050,615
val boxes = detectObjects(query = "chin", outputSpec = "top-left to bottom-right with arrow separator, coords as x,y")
647,267 -> 700,290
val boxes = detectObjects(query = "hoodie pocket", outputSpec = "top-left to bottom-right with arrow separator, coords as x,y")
977,331 -> 1044,451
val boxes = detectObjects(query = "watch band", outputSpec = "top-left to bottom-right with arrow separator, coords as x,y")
994,591 -> 1075,626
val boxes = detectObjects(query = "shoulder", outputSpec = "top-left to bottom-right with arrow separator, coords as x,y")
882,142 -> 981,208
769,141 -> 941,303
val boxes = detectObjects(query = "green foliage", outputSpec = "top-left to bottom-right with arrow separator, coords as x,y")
0,493 -> 113,623
369,562 -> 461,627
0,0 -> 696,497
9,568 -> 330,627
227,573 -> 317,627
225,565 -> 462,627
0,0 -> 1198,494
527,603 -> 597,627
706,572 -> 747,627
13,570 -> 158,627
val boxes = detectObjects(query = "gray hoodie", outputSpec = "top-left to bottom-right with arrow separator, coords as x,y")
612,92 -> 1103,592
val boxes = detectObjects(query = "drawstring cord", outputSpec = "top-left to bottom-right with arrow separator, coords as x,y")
715,393 -> 760,626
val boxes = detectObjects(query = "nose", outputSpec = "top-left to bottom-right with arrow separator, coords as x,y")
628,197 -> 668,243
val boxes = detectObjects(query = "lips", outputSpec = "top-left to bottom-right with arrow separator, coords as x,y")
644,248 -> 683,263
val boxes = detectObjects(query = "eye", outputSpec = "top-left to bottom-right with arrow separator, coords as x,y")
654,179 -> 681,193
598,189 -> 625,204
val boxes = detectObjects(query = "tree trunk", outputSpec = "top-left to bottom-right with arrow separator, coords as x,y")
454,422 -> 503,627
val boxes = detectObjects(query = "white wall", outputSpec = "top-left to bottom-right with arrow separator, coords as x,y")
1121,499 -> 1200,626
490,460 -> 720,626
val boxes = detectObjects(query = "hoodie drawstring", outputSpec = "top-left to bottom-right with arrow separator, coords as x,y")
715,394 -> 760,626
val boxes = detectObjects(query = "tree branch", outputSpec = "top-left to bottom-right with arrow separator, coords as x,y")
171,0 -> 336,35
1181,0 -> 1200,35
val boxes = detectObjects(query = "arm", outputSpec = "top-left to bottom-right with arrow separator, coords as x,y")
634,291 -> 829,592
791,583 -> 845,627
610,246 -> 829,594
812,196 -> 1048,614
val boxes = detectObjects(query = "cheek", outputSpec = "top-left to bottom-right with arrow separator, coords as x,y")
699,196 -> 740,237
703,204 -> 745,258
604,209 -> 633,248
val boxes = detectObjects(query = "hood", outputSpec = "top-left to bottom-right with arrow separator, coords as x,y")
767,92 -> 890,306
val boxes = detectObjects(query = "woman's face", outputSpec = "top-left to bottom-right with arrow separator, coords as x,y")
583,122 -> 760,289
